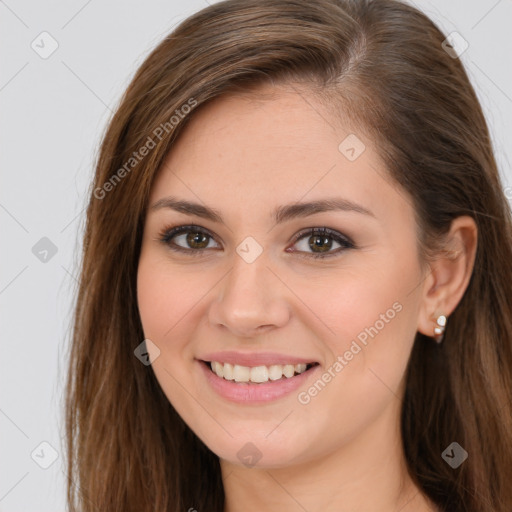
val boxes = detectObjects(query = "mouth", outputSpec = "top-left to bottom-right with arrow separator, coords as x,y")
201,360 -> 320,384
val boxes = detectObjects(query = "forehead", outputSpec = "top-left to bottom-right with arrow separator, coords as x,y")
149,84 -> 412,231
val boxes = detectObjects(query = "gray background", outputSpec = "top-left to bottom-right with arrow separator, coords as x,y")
1,0 -> 511,510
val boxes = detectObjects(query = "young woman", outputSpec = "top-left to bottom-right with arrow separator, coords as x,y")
64,0 -> 512,510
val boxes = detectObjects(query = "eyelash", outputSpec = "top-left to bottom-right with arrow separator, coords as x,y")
157,224 -> 355,260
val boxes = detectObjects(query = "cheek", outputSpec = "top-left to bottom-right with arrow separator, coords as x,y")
309,256 -> 419,390
136,253 -> 209,422
137,262 -> 172,343
292,280 -> 417,458
137,253 -> 206,346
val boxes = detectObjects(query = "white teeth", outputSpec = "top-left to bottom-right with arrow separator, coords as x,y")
250,366 -> 268,383
211,361 -> 224,378
268,365 -> 283,381
233,364 -> 250,383
282,364 -> 295,378
295,363 -> 307,373
223,363 -> 234,380
209,361 -> 312,383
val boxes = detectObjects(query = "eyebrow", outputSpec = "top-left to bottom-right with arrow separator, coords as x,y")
150,196 -> 376,224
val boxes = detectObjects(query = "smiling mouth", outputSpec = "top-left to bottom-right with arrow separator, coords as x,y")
202,360 -> 319,384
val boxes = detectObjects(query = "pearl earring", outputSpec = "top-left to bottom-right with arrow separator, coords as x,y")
433,315 -> 447,344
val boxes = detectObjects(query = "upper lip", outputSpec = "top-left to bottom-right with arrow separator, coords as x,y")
198,351 -> 319,367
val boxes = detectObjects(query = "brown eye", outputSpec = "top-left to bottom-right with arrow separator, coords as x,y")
308,234 -> 334,253
289,227 -> 355,259
185,231 -> 210,249
159,225 -> 220,254
159,225 -> 354,259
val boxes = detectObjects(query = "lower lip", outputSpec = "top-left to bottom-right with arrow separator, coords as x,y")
198,360 -> 319,404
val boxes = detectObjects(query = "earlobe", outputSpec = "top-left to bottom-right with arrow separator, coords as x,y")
416,215 -> 478,342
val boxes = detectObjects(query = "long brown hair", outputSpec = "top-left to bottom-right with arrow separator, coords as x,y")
63,0 -> 512,510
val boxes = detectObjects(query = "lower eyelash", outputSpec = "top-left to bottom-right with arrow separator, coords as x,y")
157,225 -> 355,258
158,225 -> 213,256
292,227 -> 355,259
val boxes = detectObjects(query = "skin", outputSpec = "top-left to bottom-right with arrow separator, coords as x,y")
137,83 -> 477,512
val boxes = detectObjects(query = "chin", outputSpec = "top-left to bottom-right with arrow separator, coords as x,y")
204,435 -> 305,470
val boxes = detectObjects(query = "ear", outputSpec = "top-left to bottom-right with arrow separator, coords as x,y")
417,215 -> 478,339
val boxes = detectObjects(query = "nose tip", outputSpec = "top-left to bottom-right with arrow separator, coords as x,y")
208,258 -> 291,337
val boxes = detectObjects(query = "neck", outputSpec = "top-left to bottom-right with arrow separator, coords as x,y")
220,398 -> 437,512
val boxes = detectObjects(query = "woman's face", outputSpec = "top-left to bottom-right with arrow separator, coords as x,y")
137,84 -> 427,469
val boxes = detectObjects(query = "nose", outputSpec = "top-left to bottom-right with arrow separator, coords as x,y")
208,251 -> 291,338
